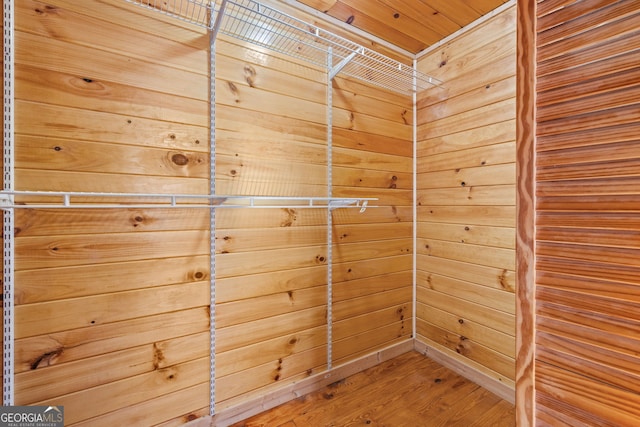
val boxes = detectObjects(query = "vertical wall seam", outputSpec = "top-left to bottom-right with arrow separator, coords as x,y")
412,59 -> 417,341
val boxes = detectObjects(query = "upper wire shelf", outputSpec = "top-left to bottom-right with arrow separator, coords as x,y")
126,0 -> 442,94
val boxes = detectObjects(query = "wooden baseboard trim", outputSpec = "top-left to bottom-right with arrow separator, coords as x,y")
414,339 -> 515,404
194,339 -> 414,427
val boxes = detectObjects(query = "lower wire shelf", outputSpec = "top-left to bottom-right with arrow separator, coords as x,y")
0,191 -> 376,212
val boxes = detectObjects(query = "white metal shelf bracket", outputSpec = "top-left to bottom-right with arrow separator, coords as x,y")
211,0 -> 227,42
329,48 -> 359,81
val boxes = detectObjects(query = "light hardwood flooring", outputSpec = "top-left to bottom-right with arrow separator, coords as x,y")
230,351 -> 516,426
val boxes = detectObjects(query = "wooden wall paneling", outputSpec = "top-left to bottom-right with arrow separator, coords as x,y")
417,120 -> 515,160
16,65 -> 208,126
417,205 -> 515,228
332,321 -> 409,365
417,4 -> 516,78
416,255 -> 515,293
15,331 -> 209,403
326,69 -> 413,365
216,324 -> 326,378
532,0 -> 640,424
17,0 -> 208,72
7,0 -> 530,424
216,286 -> 327,328
216,306 -> 328,354
41,0 -> 210,48
13,1 -> 211,424
17,32 -> 208,100
14,307 -> 209,373
416,270 -> 514,314
416,2 -> 517,400
216,345 -> 328,403
415,316 -> 514,380
417,221 -> 515,249
417,162 -> 515,189
332,254 -> 412,283
213,25 -> 340,409
416,298 -> 514,356
38,357 -> 211,425
75,383 -> 210,427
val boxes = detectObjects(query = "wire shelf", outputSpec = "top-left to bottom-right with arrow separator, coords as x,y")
0,191 -> 374,212
126,0 -> 441,94
125,0 -> 214,27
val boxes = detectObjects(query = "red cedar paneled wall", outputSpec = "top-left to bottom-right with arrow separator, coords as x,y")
520,0 -> 640,424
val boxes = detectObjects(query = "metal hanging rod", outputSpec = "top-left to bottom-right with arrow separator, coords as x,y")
125,0 -> 442,94
0,191 -> 374,212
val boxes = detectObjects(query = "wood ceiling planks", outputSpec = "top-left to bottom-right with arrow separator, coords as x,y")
296,0 -> 511,53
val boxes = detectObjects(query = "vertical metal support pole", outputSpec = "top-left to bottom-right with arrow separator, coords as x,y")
3,0 -> 14,406
412,60 -> 417,341
326,48 -> 333,371
209,24 -> 217,416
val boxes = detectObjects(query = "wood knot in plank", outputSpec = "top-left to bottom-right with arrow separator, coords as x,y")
243,65 -> 256,87
153,342 -> 165,370
281,208 -> 297,227
226,81 -> 240,102
34,5 -> 58,15
30,347 -> 64,370
498,269 -> 513,291
171,153 -> 189,166
455,336 -> 471,355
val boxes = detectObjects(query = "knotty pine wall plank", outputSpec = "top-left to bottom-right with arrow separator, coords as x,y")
216,307 -> 328,354
38,357 -> 210,425
417,5 -> 515,78
416,3 -> 516,394
332,254 -> 412,283
416,255 -> 515,292
216,325 -> 326,378
418,221 -> 515,249
417,120 -> 515,158
81,383 -> 210,427
14,307 -> 209,373
416,302 -> 514,357
16,65 -> 208,126
332,304 -> 410,341
417,205 -> 515,227
16,331 -> 209,403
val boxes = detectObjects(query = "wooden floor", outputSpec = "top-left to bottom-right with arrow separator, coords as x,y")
230,351 -> 515,426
